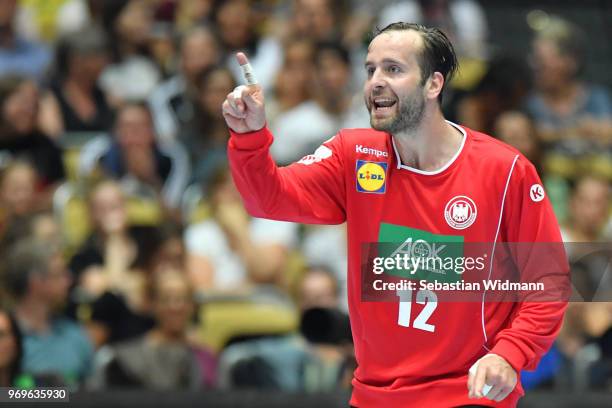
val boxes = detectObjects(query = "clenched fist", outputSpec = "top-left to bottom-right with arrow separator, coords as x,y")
467,353 -> 517,402
222,52 -> 266,133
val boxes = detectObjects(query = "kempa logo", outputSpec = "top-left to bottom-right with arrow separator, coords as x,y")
355,145 -> 388,158
530,184 -> 545,202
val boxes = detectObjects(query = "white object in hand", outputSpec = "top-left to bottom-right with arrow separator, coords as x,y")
233,85 -> 248,100
469,359 -> 493,396
239,62 -> 258,85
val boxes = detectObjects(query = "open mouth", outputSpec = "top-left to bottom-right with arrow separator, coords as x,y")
372,97 -> 397,113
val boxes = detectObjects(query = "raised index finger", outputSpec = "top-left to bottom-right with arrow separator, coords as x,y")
236,52 -> 258,86
236,52 -> 249,66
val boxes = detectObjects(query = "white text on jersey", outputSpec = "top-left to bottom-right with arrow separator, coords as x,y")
356,145 -> 389,158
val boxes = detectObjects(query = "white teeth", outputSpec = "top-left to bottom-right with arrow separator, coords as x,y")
373,98 -> 396,109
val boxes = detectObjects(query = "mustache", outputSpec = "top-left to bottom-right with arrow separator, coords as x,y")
370,88 -> 396,98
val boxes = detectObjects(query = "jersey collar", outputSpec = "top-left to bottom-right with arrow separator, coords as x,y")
391,120 -> 467,175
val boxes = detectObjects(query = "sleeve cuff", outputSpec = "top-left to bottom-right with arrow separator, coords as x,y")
229,126 -> 273,150
490,338 -> 528,373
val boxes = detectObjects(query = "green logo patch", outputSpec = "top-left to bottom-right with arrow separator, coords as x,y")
377,223 -> 464,283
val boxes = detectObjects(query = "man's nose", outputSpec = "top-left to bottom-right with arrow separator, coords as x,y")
370,68 -> 388,89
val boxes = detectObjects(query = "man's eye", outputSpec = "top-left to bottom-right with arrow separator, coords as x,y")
366,67 -> 375,76
388,66 -> 401,73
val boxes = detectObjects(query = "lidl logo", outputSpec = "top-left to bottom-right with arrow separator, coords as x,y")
356,160 -> 387,193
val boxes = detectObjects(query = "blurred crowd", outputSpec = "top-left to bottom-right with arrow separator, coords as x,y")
0,0 -> 610,395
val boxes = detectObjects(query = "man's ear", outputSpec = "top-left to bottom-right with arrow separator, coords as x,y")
425,72 -> 445,100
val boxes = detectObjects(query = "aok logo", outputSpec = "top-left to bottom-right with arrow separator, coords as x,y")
390,238 -> 447,259
356,160 -> 387,193
377,223 -> 464,283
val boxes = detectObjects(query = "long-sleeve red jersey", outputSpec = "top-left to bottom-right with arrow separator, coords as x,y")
227,122 -> 569,407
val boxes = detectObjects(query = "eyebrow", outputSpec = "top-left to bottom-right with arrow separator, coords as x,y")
364,58 -> 404,67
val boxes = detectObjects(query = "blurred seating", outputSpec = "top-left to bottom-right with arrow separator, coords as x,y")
53,182 -> 164,252
59,131 -> 108,182
53,182 -> 90,252
181,183 -> 210,225
195,293 -> 299,352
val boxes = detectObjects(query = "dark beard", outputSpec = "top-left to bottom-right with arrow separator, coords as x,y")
371,92 -> 425,134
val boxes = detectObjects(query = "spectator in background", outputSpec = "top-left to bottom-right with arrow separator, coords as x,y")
345,0 -> 413,49
80,101 -> 189,210
494,110 -> 571,221
366,0 -> 488,102
377,0 -> 487,60
0,308 -> 22,387
287,0 -> 346,43
0,161 -> 38,220
297,266 -> 354,388
175,0 -> 213,32
219,266 -> 353,392
527,16 -> 612,152
0,209 -> 62,266
0,209 -> 62,259
591,327 -> 612,390
300,224 -> 348,311
0,0 -> 51,80
68,180 -> 154,347
39,26 -> 113,139
4,238 -> 93,386
0,76 -> 65,187
266,40 -> 349,308
97,270 -> 216,389
454,56 -> 532,135
185,166 -> 298,294
28,211 -> 62,244
559,175 -> 610,339
561,176 -> 610,244
143,222 -> 187,278
266,39 -> 315,124
87,0 -> 133,37
555,176 -> 611,386
493,111 -> 570,222
495,111 -> 543,172
178,65 -> 235,188
147,21 -> 178,80
149,25 -> 220,142
0,161 -> 40,246
99,0 -> 161,105
211,0 -> 251,50
271,41 -> 369,164
297,266 -> 340,311
213,0 -> 282,92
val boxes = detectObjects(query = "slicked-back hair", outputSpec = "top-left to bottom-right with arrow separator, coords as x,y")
371,22 -> 459,103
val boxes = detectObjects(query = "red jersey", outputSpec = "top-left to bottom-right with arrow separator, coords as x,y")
228,122 -> 568,407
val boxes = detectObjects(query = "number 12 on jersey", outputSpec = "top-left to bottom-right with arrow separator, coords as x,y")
397,289 -> 437,332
